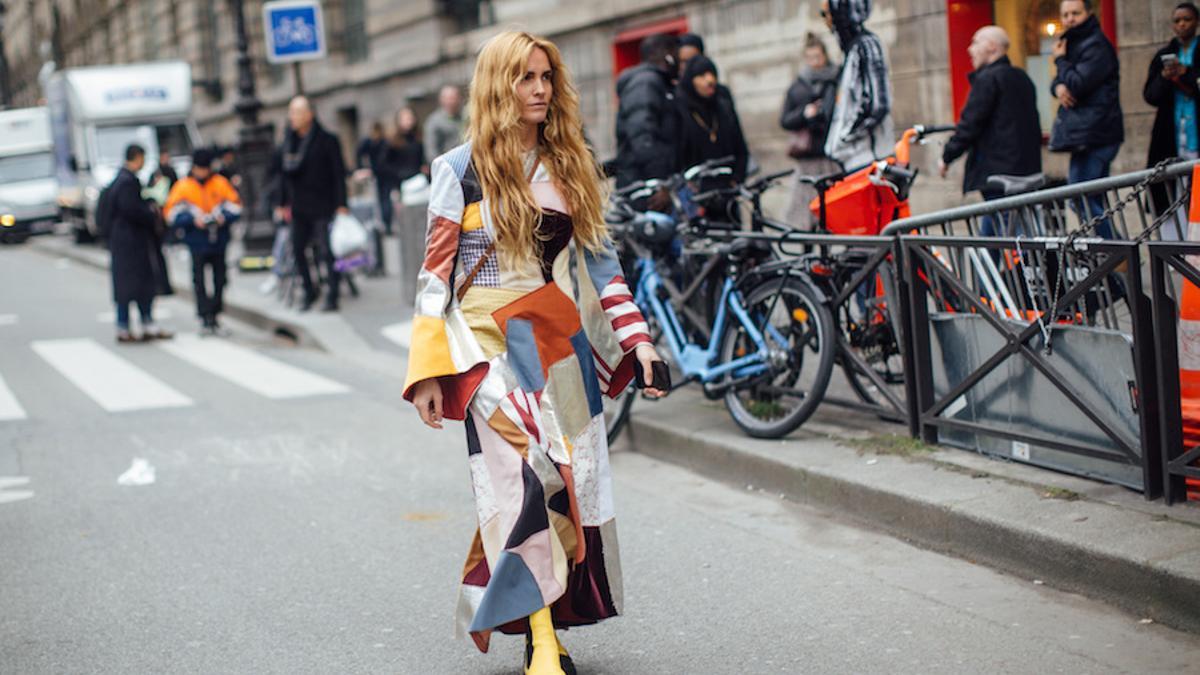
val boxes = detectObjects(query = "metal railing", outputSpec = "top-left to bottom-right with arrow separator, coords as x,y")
1148,241 -> 1200,504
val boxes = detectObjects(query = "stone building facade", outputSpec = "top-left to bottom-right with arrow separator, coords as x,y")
0,0 -> 1187,213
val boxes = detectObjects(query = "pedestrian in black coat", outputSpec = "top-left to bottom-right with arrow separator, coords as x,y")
278,96 -> 349,312
675,55 -> 749,223
614,33 -> 680,207
376,107 -> 426,235
940,27 -> 1042,196
1144,3 -> 1200,219
1049,1 -> 1123,238
107,144 -> 173,342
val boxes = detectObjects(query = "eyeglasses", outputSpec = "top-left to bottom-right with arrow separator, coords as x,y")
819,9 -> 827,17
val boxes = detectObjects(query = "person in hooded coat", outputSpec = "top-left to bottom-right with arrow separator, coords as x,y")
674,55 -> 750,224
821,0 -> 895,170
107,143 -> 173,343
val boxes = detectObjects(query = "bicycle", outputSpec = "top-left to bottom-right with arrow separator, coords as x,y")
604,162 -> 835,440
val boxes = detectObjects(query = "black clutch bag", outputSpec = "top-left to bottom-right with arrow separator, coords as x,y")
635,360 -> 671,391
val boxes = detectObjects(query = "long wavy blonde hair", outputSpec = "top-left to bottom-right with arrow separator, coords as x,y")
467,31 -> 609,270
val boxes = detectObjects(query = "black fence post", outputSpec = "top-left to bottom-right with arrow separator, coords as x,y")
1124,243 -> 1163,500
903,238 -> 938,444
893,235 -> 919,438
1151,245 -> 1187,504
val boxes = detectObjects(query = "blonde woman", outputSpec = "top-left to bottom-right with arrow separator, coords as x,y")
403,31 -> 667,674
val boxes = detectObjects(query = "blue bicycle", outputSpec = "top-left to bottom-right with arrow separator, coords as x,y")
604,168 -> 835,440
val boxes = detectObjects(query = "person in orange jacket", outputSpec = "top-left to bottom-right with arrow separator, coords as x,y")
164,148 -> 242,335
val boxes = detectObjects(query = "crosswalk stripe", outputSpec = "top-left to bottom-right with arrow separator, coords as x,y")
0,373 -> 27,421
32,339 -> 194,412
158,334 -> 350,399
381,321 -> 412,350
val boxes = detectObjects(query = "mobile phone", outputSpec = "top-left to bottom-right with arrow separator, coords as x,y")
635,360 -> 671,391
1163,53 -> 1180,67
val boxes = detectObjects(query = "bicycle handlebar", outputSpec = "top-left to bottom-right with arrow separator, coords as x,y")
914,124 -> 956,136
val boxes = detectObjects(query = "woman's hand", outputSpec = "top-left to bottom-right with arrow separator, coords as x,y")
635,343 -> 668,399
411,379 -> 444,429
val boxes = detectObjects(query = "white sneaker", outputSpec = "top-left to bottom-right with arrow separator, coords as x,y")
259,276 -> 279,294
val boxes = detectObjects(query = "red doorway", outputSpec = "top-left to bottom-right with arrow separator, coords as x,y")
945,0 -> 1117,121
612,17 -> 689,80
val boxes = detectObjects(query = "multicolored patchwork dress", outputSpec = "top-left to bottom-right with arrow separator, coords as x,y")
402,143 -> 651,653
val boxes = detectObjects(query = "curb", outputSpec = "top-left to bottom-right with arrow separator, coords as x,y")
627,411 -> 1200,635
29,238 -> 325,350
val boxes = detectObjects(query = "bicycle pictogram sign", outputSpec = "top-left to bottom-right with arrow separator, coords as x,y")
263,0 -> 327,64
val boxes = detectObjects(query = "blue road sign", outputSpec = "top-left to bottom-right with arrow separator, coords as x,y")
263,0 -> 327,64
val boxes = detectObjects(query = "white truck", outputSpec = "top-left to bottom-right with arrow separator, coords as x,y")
45,60 -> 202,242
0,107 -> 59,244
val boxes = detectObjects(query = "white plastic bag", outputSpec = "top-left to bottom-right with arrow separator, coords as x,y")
400,173 -> 430,206
330,212 -> 369,258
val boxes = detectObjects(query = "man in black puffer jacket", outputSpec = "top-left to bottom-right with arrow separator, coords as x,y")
614,33 -> 679,208
1049,0 -> 1123,238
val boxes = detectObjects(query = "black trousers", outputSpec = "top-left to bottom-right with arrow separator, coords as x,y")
190,248 -> 227,321
292,213 -> 339,305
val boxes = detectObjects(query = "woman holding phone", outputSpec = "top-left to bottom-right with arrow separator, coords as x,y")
402,30 -> 667,674
1145,3 -> 1200,217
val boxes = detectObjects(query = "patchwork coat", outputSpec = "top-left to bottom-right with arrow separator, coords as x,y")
402,143 -> 651,653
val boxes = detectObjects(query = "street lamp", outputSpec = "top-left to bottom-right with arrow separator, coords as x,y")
228,0 -> 278,269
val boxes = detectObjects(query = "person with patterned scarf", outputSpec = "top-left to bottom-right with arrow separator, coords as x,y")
821,0 -> 895,169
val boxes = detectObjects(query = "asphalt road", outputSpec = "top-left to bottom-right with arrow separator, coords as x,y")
1,243 -> 1198,674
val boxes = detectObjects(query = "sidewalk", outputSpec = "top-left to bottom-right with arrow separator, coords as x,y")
31,233 -> 1200,634
624,389 -> 1200,634
29,233 -> 411,373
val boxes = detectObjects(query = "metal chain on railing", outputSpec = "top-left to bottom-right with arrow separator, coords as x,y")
1037,158 -> 1179,354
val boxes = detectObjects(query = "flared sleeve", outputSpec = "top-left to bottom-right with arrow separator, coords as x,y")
575,240 -> 652,397
402,150 -> 490,419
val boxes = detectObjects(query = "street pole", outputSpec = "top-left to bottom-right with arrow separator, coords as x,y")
291,62 -> 304,96
0,1 -> 12,109
229,0 -> 278,268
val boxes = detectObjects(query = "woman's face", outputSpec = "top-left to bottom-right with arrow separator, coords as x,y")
517,47 -> 553,128
1174,7 -> 1198,42
396,108 -> 416,132
804,46 -> 827,70
691,71 -> 718,99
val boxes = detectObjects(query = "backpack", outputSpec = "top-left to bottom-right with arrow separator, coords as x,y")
94,178 -> 118,240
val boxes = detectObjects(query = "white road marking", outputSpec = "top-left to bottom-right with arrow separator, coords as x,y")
0,314 -> 18,326
0,476 -> 34,504
32,338 -> 194,412
0,372 -> 27,421
158,334 -> 350,399
381,321 -> 412,350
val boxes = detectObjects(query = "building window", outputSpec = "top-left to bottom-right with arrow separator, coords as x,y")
343,0 -> 367,63
440,0 -> 493,33
197,1 -> 222,100
142,0 -> 159,61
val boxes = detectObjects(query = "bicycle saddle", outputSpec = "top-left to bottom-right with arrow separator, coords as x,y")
985,173 -> 1046,196
716,237 -> 772,260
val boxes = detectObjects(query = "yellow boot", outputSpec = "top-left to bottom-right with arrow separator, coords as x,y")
524,607 -> 565,675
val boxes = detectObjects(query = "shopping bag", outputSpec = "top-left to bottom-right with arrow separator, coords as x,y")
330,212 -> 369,258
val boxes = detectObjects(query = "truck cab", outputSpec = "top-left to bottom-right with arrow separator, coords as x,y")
0,107 -> 59,244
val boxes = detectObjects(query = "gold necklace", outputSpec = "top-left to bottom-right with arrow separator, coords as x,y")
691,111 -> 719,143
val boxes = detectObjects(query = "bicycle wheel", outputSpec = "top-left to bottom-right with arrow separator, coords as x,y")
719,276 -> 834,438
838,265 -> 907,418
604,382 -> 637,445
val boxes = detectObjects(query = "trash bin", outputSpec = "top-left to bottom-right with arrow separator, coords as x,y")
397,173 -> 430,306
